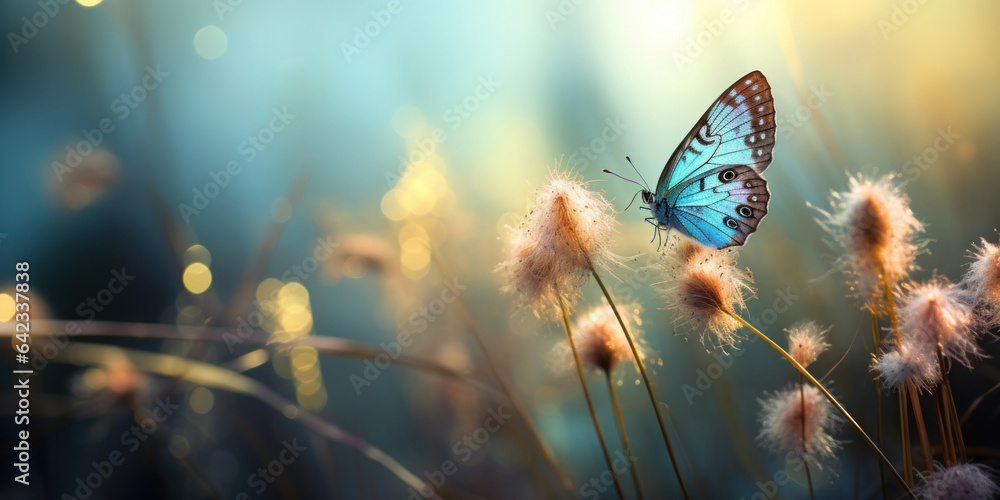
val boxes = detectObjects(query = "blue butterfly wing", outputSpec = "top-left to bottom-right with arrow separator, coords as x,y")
655,71 -> 775,199
664,164 -> 770,248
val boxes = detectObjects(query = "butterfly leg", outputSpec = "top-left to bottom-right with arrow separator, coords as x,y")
645,218 -> 658,244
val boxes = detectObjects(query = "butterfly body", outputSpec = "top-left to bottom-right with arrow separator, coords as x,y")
640,71 -> 775,249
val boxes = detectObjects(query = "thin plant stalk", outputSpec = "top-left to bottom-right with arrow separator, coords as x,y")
907,382 -> 934,474
879,271 -> 901,342
935,350 -> 960,466
960,380 -> 1000,426
559,295 -> 626,500
880,271 -> 913,486
870,309 -> 888,500
798,372 -> 815,500
605,370 -> 644,500
900,388 -> 914,486
728,313 -> 915,498
939,364 -> 967,462
462,318 -> 576,498
933,391 -> 953,466
60,342 -> 443,499
590,269 -> 691,500
431,250 -> 577,497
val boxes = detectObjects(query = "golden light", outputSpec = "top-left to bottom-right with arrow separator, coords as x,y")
75,0 -> 103,7
296,378 -> 323,396
193,25 -> 228,60
182,263 -> 212,294
278,282 -> 310,311
189,387 -> 215,414
298,387 -> 327,411
293,364 -> 321,384
381,190 -> 406,221
256,278 -> 284,314
183,244 -> 212,266
0,293 -> 14,322
398,222 -> 429,246
291,346 -> 318,368
279,308 -> 312,334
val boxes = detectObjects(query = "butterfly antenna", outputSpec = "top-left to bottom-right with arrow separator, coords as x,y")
625,155 -> 651,191
622,189 -> 642,211
602,168 -> 646,190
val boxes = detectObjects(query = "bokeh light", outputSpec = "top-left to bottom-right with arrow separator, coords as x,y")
193,26 -> 228,60
182,263 -> 212,294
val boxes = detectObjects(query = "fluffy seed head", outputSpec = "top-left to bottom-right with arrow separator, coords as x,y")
786,322 -> 832,368
916,462 -> 999,500
962,236 -> 1000,327
570,302 -> 643,373
500,169 -> 618,317
901,279 -> 981,369
872,339 -> 941,393
817,174 -> 924,306
757,384 -> 841,466
658,235 -> 753,350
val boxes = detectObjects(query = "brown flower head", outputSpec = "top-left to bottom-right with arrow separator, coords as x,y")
816,174 -> 924,307
659,234 -> 753,350
500,169 -> 618,317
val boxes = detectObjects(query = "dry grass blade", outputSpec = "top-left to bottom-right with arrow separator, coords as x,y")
57,341 -> 443,499
0,320 -> 505,403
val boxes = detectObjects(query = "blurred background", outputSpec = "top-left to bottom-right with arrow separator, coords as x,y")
1,0 -> 999,498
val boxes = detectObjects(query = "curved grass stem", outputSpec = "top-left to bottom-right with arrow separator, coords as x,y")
728,313 -> 915,498
590,269 -> 691,500
798,373 -> 815,500
559,295 -> 626,500
871,309 -> 889,500
907,382 -> 934,474
900,388 -> 914,486
430,249 -> 577,497
60,342 -> 443,499
606,370 -> 644,500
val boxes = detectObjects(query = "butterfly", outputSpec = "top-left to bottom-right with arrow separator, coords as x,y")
607,71 -> 775,250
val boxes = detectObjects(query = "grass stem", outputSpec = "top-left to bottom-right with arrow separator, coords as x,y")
728,313 -> 915,498
606,370 -> 644,500
559,294 -> 626,500
590,269 -> 691,500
